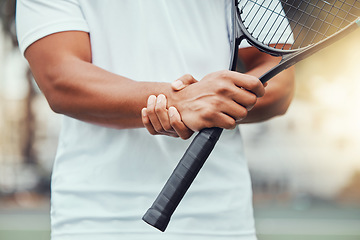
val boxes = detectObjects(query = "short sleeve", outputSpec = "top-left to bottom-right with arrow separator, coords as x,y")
16,0 -> 89,55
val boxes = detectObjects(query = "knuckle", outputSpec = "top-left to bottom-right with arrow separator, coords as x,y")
183,74 -> 193,81
202,109 -> 217,122
218,69 -> 230,79
208,97 -> 221,108
180,132 -> 192,140
247,79 -> 258,90
170,115 -> 182,128
153,125 -> 164,133
163,125 -> 172,132
169,117 -> 178,127
238,107 -> 248,119
223,118 -> 236,129
146,107 -> 155,115
178,74 -> 195,86
154,106 -> 163,114
215,82 -> 231,95
248,94 -> 257,106
247,76 -> 261,89
149,130 -> 158,136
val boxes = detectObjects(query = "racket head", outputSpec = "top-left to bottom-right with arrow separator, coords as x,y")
236,0 -> 360,55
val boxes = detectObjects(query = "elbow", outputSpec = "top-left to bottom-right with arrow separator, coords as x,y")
275,105 -> 289,117
47,83 -> 72,115
262,86 -> 294,119
274,74 -> 295,117
36,68 -> 72,114
47,95 -> 65,114
276,98 -> 292,116
274,89 -> 294,117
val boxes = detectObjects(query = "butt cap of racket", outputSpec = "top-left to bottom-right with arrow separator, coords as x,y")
142,208 -> 169,232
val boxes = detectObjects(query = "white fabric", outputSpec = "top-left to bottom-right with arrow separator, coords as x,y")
16,1 -> 291,239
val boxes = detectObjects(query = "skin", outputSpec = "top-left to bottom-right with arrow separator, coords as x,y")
142,46 -> 295,139
24,31 -> 267,133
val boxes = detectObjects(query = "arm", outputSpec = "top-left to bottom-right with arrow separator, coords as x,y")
25,31 -> 172,129
239,47 -> 295,123
25,31 -> 264,130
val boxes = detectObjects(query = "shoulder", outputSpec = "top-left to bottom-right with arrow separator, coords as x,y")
16,0 -> 89,55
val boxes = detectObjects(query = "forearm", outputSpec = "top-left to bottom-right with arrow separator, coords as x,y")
241,59 -> 295,123
24,31 -> 179,129
31,58 -> 172,129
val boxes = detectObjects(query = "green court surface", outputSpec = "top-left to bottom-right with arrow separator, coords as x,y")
254,205 -> 360,240
258,235 -> 360,240
0,207 -> 50,240
0,230 -> 50,240
1,204 -> 360,240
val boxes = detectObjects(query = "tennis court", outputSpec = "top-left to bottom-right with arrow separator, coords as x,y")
1,204 -> 359,240
255,205 -> 360,240
0,207 -> 50,240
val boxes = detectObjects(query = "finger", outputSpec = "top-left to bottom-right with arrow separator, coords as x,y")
155,94 -> 176,133
221,71 -> 265,97
230,88 -> 258,111
236,74 -> 265,98
146,95 -> 165,133
171,74 -> 198,91
202,109 -> 238,130
169,107 -> 194,140
143,107 -> 179,138
148,95 -> 179,137
142,108 -> 158,135
214,97 -> 249,124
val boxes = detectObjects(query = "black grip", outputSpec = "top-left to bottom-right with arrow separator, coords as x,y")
142,127 -> 223,231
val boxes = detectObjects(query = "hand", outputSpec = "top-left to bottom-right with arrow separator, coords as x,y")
141,75 -> 198,139
168,70 -> 265,131
142,95 -> 194,139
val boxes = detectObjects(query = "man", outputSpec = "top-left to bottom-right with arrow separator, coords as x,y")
16,0 -> 294,239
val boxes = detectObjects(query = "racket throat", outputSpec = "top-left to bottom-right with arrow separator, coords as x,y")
259,48 -> 308,83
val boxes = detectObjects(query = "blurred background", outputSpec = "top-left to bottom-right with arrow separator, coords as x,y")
0,0 -> 359,240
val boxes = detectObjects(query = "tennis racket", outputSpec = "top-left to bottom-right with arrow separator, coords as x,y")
143,0 -> 360,232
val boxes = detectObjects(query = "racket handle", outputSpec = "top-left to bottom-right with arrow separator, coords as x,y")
142,127 -> 223,231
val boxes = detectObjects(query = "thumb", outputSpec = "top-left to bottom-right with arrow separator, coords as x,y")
171,74 -> 198,91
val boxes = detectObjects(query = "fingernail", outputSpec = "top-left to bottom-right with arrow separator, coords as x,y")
147,95 -> 156,106
157,94 -> 165,104
141,108 -> 147,117
172,80 -> 185,90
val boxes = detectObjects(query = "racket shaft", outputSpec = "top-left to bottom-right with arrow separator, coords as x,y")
260,18 -> 360,83
142,127 -> 223,231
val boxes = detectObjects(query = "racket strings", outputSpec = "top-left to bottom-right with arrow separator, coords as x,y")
292,0 -> 333,47
284,0 -> 359,21
238,0 -> 360,50
285,0 -> 358,32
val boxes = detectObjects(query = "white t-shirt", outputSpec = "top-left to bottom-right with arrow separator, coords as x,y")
16,1 -> 291,240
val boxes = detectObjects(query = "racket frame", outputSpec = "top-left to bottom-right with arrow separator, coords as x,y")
235,4 -> 360,82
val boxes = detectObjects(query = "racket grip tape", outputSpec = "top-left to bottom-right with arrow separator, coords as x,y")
142,127 -> 223,231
